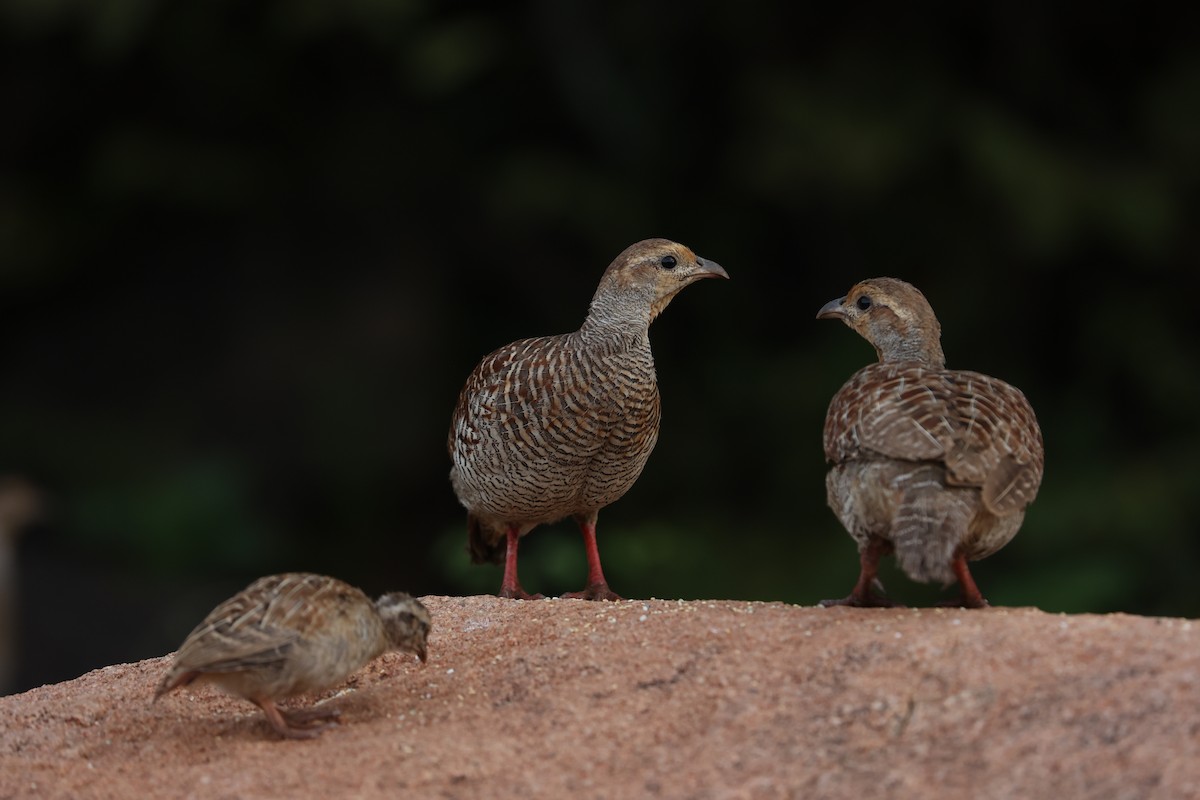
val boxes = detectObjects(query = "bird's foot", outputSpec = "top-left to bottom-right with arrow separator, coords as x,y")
943,553 -> 989,608
258,700 -> 338,740
273,720 -> 337,739
281,706 -> 341,726
562,583 -> 624,601
498,585 -> 545,600
819,591 -> 903,609
822,546 -> 901,607
936,594 -> 989,609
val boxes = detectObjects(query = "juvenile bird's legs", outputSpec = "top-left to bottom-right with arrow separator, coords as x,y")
562,515 -> 623,601
254,698 -> 340,740
281,705 -> 342,725
820,535 -> 899,608
500,525 -> 543,600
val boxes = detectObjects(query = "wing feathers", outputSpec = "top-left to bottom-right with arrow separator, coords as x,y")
825,363 -> 1044,516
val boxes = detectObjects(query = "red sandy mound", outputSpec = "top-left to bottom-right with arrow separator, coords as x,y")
1,597 -> 1198,798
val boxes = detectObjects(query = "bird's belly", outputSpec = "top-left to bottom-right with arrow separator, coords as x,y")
576,432 -> 657,510
452,419 -> 657,523
451,453 -> 575,520
206,664 -> 298,701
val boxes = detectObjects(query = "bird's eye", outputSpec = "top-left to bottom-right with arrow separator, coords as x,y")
856,295 -> 872,310
660,255 -> 677,269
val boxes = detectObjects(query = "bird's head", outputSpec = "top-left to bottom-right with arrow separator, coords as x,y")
376,592 -> 431,663
589,238 -> 729,327
817,277 -> 945,367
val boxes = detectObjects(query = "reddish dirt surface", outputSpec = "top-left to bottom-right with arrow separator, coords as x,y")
1,596 -> 1198,799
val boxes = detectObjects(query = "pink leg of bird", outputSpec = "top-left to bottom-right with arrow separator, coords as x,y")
281,705 -> 342,726
255,698 -> 336,740
820,535 -> 900,608
499,524 -> 543,600
562,516 -> 623,601
939,551 -> 990,609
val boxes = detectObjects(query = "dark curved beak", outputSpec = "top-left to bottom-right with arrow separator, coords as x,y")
816,296 -> 847,320
415,639 -> 428,663
695,256 -> 729,280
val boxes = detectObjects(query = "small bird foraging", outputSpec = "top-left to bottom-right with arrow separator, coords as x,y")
449,238 -> 728,600
155,573 -> 430,739
817,278 -> 1044,608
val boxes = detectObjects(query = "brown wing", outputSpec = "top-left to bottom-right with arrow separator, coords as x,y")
451,335 -> 571,458
944,370 -> 1044,515
158,574 -> 351,691
824,363 -> 1044,516
824,364 -> 954,464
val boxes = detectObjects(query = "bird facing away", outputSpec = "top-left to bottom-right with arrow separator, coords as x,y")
817,278 -> 1044,608
448,238 -> 729,601
155,573 -> 430,739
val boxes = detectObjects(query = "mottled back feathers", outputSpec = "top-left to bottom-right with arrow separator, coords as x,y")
824,363 -> 1043,517
156,573 -> 429,700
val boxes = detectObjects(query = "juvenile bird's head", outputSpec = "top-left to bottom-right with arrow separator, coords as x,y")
588,238 -> 729,328
817,277 -> 945,367
376,592 -> 431,663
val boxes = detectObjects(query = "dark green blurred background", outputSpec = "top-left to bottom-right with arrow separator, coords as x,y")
1,1 -> 1197,694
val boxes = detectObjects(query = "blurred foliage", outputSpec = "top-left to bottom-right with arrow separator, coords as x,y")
1,0 -> 1198,692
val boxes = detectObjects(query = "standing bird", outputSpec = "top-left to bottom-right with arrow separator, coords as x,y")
155,573 -> 430,739
449,239 -> 728,601
817,278 -> 1043,608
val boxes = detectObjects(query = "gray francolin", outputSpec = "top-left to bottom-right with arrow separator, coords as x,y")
448,238 -> 728,601
817,278 -> 1044,608
155,573 -> 430,738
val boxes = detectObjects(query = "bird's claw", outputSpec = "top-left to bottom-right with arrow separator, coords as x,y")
280,706 -> 341,726
936,595 -> 989,609
498,586 -> 545,600
562,583 -> 623,602
819,592 -> 904,609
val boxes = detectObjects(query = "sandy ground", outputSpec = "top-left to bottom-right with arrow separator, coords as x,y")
1,596 -> 1198,799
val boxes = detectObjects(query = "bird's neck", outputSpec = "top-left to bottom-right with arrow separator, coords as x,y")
875,334 -> 946,368
579,289 -> 655,352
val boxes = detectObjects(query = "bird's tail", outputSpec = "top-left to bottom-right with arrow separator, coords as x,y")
466,514 -> 505,565
153,668 -> 195,702
890,479 -> 968,586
